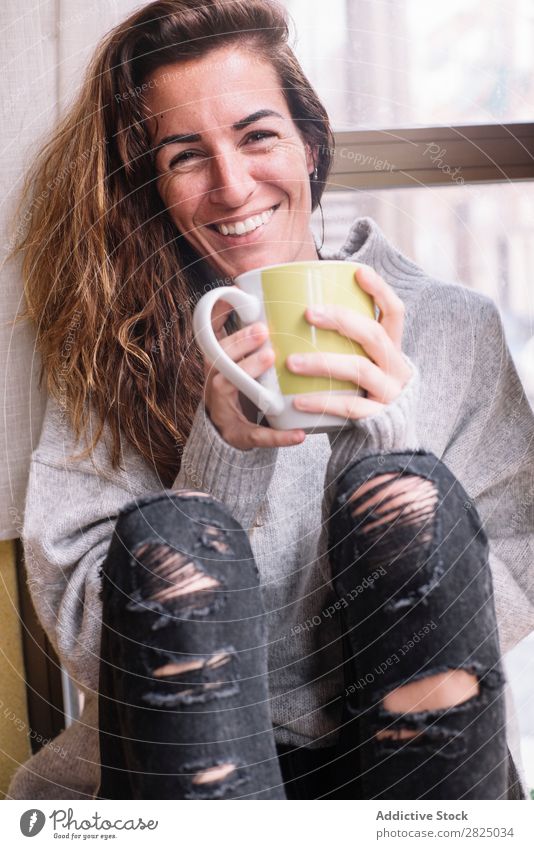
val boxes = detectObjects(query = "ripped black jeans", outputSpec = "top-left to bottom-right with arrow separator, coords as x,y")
96,450 -> 509,800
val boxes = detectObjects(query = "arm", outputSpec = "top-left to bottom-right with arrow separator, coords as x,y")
23,391 -> 279,695
22,457 -> 152,693
171,397 -> 279,530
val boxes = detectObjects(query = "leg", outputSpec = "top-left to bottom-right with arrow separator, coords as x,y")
328,450 -> 507,800
96,488 -> 286,799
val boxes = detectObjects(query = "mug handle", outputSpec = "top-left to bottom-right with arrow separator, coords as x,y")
193,286 -> 284,416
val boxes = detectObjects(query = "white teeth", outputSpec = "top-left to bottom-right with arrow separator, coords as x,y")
215,205 -> 275,236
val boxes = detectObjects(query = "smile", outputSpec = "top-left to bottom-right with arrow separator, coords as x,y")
209,204 -> 279,236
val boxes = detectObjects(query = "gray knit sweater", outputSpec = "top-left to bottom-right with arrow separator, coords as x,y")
8,217 -> 534,800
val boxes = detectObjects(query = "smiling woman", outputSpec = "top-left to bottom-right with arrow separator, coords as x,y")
144,49 -> 319,280
6,0 -> 534,803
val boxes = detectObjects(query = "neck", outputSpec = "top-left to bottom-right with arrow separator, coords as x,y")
293,232 -> 321,262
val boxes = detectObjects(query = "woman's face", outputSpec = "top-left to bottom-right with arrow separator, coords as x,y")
145,45 -> 319,280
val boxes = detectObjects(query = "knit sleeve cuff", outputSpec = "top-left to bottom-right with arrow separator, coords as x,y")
327,353 -> 421,483
171,399 -> 278,530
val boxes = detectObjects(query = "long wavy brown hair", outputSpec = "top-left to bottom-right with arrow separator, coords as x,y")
8,0 -> 334,486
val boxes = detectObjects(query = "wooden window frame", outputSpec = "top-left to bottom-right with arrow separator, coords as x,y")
326,122 -> 534,190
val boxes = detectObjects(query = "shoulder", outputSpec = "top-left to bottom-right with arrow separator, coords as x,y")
31,393 -> 99,471
348,218 -> 500,324
407,277 -> 499,325
339,217 -> 505,358
330,216 -> 501,323
401,278 -> 503,375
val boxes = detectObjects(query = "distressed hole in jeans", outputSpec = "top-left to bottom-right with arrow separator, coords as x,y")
346,475 -> 439,598
376,669 -> 480,741
200,526 -> 231,553
133,542 -> 220,604
192,763 -> 236,785
152,651 -> 231,678
174,488 -> 214,499
143,649 -> 238,707
349,473 -> 438,537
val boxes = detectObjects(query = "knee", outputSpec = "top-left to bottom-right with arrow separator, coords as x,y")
101,490 -> 258,615
336,450 -> 438,503
328,450 -> 491,603
112,487 -> 241,546
333,449 -> 483,542
116,487 -> 224,526
334,450 -> 440,542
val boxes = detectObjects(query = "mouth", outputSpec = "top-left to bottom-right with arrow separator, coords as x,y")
206,204 -> 280,243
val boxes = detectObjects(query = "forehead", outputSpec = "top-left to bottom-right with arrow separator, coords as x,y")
143,46 -> 289,136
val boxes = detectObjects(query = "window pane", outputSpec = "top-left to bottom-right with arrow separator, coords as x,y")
312,182 -> 534,403
283,0 -> 534,128
313,182 -> 534,793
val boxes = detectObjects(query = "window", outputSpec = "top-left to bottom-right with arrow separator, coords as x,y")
283,0 -> 534,795
312,183 -> 534,402
284,0 -> 534,128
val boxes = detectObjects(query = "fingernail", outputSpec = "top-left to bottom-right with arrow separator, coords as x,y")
307,308 -> 324,320
288,355 -> 303,368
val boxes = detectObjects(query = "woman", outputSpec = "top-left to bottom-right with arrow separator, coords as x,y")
7,0 -> 534,800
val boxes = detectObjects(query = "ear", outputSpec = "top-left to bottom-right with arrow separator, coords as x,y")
305,142 -> 317,175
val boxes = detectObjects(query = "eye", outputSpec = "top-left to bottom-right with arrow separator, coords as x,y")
245,130 -> 276,145
168,149 -> 201,168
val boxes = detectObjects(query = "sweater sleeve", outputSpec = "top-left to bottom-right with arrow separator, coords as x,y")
441,297 -> 534,655
22,457 -> 155,695
172,398 -> 279,530
323,352 -> 421,504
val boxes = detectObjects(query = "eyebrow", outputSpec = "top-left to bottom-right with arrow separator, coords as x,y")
152,109 -> 285,159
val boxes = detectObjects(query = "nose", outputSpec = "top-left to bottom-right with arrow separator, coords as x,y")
207,147 -> 256,209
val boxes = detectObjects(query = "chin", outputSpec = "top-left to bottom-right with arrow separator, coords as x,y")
230,251 -> 292,278
211,246 -> 297,280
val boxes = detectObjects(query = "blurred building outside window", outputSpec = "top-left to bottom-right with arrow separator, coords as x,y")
284,0 -> 534,793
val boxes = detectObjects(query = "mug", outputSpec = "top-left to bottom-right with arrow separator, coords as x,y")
193,260 -> 377,433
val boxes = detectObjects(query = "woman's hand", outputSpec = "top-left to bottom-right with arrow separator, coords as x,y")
202,298 -> 307,450
286,264 -> 413,420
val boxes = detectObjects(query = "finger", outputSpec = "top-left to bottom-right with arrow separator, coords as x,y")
208,347 -> 306,448
304,305 -> 405,380
211,298 -> 235,338
286,352 -> 401,403
353,264 -> 405,349
239,424 -> 306,449
208,342 -> 275,397
293,391 -> 385,420
207,393 -> 306,450
203,321 -> 268,380
218,321 -> 269,363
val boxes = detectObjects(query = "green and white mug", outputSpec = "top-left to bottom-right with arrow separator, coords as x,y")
193,260 -> 377,433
